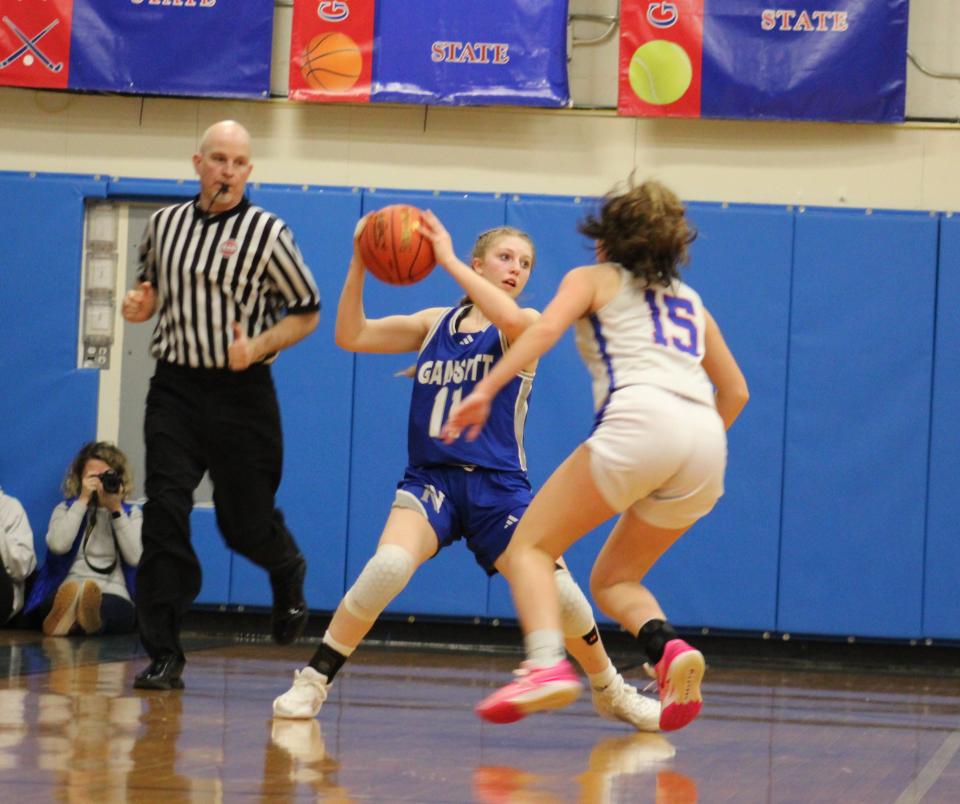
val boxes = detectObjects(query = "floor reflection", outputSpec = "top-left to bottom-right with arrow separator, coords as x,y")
266,717 -> 353,801
472,732 -> 698,803
7,638 -> 143,797
0,635 -> 955,801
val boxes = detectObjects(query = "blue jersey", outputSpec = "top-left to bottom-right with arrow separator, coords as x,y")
408,305 -> 534,472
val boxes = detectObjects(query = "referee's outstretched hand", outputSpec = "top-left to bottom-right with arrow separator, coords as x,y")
228,321 -> 255,372
121,281 -> 155,323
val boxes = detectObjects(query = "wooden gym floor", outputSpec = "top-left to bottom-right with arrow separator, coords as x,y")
0,629 -> 956,802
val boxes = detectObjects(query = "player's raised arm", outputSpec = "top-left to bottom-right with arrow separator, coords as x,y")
335,221 -> 444,353
701,309 -> 749,430
443,266 -> 598,441
420,210 -> 538,343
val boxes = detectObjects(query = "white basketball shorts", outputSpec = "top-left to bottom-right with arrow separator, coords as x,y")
585,384 -> 727,529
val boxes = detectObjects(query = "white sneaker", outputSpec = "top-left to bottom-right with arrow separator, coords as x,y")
272,667 -> 330,719
592,674 -> 661,732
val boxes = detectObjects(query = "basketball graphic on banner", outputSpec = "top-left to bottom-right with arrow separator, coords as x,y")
301,32 -> 362,92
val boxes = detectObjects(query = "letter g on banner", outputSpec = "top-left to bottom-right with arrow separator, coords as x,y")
647,2 -> 678,28
318,1 -> 349,23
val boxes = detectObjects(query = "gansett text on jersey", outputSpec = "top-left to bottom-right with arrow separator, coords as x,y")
417,355 -> 495,386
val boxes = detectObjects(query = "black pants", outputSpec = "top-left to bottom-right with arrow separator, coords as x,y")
0,566 -> 14,624
138,361 -> 304,661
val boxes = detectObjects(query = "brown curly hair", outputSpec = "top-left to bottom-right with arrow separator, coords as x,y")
62,441 -> 133,498
579,179 -> 697,287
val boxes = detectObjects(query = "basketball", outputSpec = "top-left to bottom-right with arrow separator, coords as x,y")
358,205 -> 436,285
301,32 -> 363,92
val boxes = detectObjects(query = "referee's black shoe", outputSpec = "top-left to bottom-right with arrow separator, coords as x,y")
271,555 -> 309,645
134,655 -> 185,690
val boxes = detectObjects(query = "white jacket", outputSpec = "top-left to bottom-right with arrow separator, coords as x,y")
0,487 -> 37,618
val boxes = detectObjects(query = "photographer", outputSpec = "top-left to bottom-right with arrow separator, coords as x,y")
23,442 -> 142,636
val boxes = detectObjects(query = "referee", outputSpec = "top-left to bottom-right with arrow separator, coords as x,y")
122,120 -> 320,690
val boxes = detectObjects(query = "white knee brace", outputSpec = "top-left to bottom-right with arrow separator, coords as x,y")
555,568 -> 597,639
343,544 -> 417,622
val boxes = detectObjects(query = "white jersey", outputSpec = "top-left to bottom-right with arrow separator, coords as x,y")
574,265 -> 715,412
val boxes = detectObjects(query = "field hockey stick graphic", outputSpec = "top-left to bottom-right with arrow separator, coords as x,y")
1,16 -> 62,72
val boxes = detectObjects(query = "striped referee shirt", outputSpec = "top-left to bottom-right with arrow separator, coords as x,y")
137,196 -> 321,369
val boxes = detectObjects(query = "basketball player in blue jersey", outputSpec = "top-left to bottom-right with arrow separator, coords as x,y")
273,214 -> 660,731
445,179 -> 749,731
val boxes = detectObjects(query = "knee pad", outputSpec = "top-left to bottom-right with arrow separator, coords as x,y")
343,544 -> 416,622
555,568 -> 597,639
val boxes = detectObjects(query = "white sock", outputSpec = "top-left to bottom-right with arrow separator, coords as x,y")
323,630 -> 356,658
588,661 -> 618,691
524,629 -> 566,668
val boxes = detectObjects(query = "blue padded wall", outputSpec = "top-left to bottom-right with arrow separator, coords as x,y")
107,176 -> 197,201
192,508 -> 232,605
490,202 -> 794,632
924,214 -> 960,640
346,190 -> 507,617
644,204 -> 794,631
488,196 -> 602,619
778,209 -> 938,638
5,171 -> 954,644
229,185 -> 361,610
0,174 -> 107,557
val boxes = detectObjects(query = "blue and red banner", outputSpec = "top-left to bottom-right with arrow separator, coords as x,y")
0,0 -> 273,98
618,1 -> 909,122
289,0 -> 570,107
289,0 -> 375,103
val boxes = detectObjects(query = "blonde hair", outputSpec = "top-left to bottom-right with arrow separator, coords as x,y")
470,226 -> 535,266
459,226 -> 535,306
63,441 -> 132,498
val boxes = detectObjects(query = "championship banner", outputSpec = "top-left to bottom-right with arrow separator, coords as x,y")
0,0 -> 273,98
289,0 -> 570,107
618,1 -> 909,122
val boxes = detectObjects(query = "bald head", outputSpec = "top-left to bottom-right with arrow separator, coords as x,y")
193,120 -> 254,214
198,120 -> 251,157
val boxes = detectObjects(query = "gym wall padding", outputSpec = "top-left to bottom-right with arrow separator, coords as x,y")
490,202 -> 795,633
346,190 -> 508,618
0,174 -> 107,560
3,170 -> 957,644
924,214 -> 960,640
488,195 -> 605,619
191,508 -> 231,605
645,204 -> 794,631
229,185 -> 361,610
778,209 -> 938,638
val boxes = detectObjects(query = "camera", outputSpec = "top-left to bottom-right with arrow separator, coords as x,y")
98,469 -> 122,494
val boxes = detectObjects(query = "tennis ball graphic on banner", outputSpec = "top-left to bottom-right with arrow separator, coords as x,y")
628,40 -> 693,106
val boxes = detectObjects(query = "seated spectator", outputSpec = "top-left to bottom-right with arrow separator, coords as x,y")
23,442 -> 142,636
0,486 -> 37,623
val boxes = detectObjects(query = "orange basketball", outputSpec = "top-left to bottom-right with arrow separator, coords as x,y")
301,32 -> 362,92
358,205 -> 436,286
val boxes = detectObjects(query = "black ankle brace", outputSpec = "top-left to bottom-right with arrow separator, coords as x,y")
636,619 -> 678,665
309,642 -> 348,681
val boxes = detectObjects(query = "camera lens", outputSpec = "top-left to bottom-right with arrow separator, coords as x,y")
100,470 -> 121,494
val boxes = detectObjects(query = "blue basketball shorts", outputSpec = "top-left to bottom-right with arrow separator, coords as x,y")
392,465 -> 533,575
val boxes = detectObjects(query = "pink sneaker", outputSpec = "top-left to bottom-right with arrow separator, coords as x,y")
655,639 -> 705,731
476,659 -> 582,724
